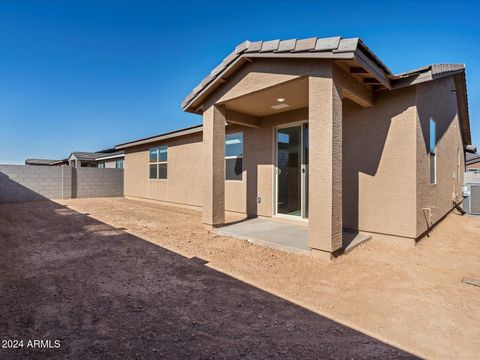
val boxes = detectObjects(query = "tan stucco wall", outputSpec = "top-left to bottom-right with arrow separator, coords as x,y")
211,58 -> 330,107
124,132 -> 204,208
123,57 -> 465,244
415,76 -> 464,237
124,109 -> 308,215
343,87 -> 418,239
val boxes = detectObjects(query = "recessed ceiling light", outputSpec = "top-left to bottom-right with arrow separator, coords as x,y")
276,98 -> 286,102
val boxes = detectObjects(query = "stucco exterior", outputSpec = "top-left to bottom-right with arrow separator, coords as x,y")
124,132 -> 204,208
415,76 -> 464,237
343,86 -> 418,240
120,47 -> 471,256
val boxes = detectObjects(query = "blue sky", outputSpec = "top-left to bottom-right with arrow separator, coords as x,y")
0,0 -> 479,163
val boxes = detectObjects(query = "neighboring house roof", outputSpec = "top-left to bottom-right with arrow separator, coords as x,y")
115,125 -> 203,150
25,158 -> 67,166
466,153 -> 480,165
180,36 -> 471,145
69,150 -> 124,161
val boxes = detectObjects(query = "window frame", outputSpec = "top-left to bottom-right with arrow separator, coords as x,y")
149,145 -> 168,180
225,132 -> 243,181
116,159 -> 124,169
429,118 -> 437,185
456,148 -> 460,184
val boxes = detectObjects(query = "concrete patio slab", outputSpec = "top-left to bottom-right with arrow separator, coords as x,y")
217,218 -> 310,254
216,218 -> 371,255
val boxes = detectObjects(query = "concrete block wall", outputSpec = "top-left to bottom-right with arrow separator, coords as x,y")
0,165 -> 71,202
0,165 -> 123,203
75,168 -> 124,198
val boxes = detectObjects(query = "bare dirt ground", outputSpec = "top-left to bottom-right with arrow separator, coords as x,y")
1,197 -> 479,359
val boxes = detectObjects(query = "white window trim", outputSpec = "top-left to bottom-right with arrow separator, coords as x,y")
429,118 -> 437,185
149,146 -> 168,180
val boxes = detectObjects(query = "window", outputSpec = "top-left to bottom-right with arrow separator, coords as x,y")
225,132 -> 243,181
116,159 -> 124,169
98,162 -> 105,168
429,118 -> 437,184
456,148 -> 460,183
149,146 -> 167,179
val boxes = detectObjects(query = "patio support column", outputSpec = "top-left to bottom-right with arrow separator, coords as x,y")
308,75 -> 343,259
202,104 -> 226,227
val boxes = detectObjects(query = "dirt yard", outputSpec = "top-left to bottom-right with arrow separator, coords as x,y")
1,197 -> 479,359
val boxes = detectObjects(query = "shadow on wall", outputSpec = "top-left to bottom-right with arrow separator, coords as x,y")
0,199 -> 417,359
0,166 -> 123,203
0,171 -> 51,202
417,79 -> 459,156
342,90 -> 412,231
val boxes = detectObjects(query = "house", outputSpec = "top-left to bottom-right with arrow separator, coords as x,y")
68,149 -> 125,168
116,36 -> 473,259
25,158 -> 68,166
466,153 -> 480,173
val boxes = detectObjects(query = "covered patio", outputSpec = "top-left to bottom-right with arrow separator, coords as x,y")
216,218 -> 371,255
182,37 -> 390,259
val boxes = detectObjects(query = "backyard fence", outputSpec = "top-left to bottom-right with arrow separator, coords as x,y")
0,165 -> 123,203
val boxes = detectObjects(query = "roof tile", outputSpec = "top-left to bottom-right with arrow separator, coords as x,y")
210,62 -> 226,78
314,36 -> 342,51
235,40 -> 250,53
275,39 -> 297,52
292,37 -> 317,52
222,50 -> 238,66
260,39 -> 280,52
333,38 -> 359,53
244,41 -> 263,53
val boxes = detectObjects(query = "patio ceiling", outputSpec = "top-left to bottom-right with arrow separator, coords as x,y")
222,77 -> 308,117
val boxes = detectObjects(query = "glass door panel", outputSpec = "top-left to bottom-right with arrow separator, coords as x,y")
277,126 -> 302,216
303,123 -> 309,218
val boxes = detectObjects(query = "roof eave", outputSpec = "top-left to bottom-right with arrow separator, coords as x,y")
453,70 -> 472,146
182,51 -> 359,114
116,125 -> 203,150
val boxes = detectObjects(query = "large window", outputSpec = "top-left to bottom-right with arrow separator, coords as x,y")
149,146 -> 167,179
225,132 -> 243,181
429,118 -> 437,184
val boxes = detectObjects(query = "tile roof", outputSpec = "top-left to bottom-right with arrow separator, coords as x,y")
25,159 -> 66,166
70,150 -> 124,161
116,125 -> 203,149
182,36 -> 468,113
466,153 -> 480,164
182,36 -> 366,110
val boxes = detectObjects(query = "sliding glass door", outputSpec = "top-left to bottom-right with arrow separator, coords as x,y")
276,123 -> 309,218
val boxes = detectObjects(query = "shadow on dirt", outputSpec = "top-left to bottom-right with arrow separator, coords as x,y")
0,199 -> 418,359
